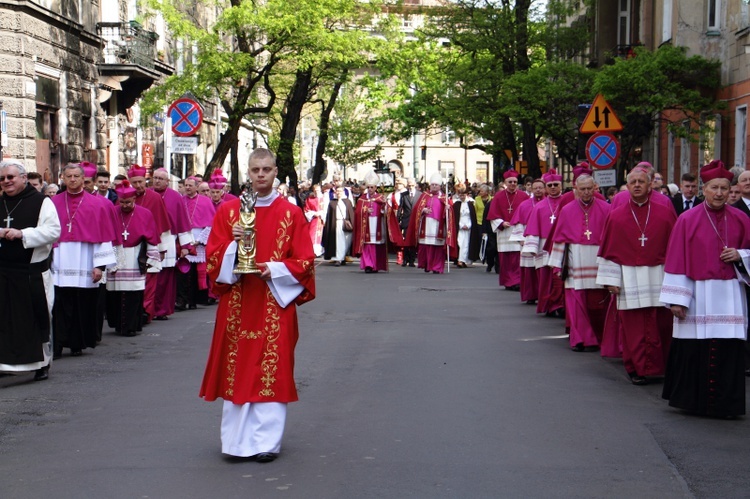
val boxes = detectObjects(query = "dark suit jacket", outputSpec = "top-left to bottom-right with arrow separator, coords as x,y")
733,198 -> 750,218
672,194 -> 703,215
397,190 -> 421,230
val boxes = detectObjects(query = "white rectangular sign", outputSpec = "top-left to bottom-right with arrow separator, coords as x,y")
1,110 -> 6,133
1,133 -> 7,148
171,136 -> 198,154
594,169 -> 617,187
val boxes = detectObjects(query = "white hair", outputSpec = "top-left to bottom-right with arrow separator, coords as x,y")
0,160 -> 27,175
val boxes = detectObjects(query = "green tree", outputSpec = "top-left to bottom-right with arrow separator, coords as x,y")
593,45 -> 723,173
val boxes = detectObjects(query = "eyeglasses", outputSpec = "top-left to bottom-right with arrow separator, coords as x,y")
0,175 -> 19,182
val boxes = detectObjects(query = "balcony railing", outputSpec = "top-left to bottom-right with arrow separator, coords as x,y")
97,21 -> 158,69
611,43 -> 643,59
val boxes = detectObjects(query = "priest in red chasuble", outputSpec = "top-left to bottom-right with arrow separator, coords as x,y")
597,167 -> 676,385
200,148 -> 316,462
352,172 -> 388,273
404,172 -> 457,274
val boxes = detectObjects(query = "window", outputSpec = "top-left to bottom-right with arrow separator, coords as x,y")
707,0 -> 721,32
618,0 -> 631,46
680,121 -> 690,176
662,0 -> 672,43
475,162 -> 489,183
700,114 -> 721,166
439,161 -> 454,180
735,106 -> 747,168
441,128 -> 455,144
667,130 -> 675,184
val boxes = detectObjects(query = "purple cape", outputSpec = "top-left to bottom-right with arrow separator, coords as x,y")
552,198 -> 611,245
510,197 -> 542,226
152,187 -> 192,235
183,194 -> 216,228
52,190 -> 118,244
117,204 -> 161,248
524,195 -> 563,239
664,203 -> 750,281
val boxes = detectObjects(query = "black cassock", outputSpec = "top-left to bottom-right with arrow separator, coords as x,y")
322,198 -> 355,261
0,185 -> 50,365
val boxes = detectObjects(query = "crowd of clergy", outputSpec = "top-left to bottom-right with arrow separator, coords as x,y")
2,152 -> 750,419
0,159 -> 233,382
310,159 -> 750,420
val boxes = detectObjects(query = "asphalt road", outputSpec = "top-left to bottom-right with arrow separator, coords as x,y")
1,259 -> 749,498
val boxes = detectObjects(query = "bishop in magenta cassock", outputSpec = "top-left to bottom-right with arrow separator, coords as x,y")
200,148 -> 315,462
179,176 -> 216,309
404,172 -> 456,274
597,167 -> 676,385
352,172 -> 388,273
105,181 -> 162,336
51,163 -> 119,357
486,170 -> 529,289
548,175 -> 611,351
510,178 -> 545,303
610,161 -> 675,214
522,169 -> 564,316
128,165 -> 171,322
150,168 -> 193,319
660,160 -> 750,418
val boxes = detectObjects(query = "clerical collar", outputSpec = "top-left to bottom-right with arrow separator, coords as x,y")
255,190 -> 279,207
67,188 -> 84,196
549,193 -> 562,199
630,198 -> 649,207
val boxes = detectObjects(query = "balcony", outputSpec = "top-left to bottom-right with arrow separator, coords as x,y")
610,43 -> 643,60
96,21 -> 173,109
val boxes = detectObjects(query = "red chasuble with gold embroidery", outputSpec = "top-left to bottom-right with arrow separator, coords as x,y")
200,197 -> 315,404
352,193 -> 387,256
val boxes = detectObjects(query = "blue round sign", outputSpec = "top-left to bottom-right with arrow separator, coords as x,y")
168,98 -> 203,137
585,132 -> 619,169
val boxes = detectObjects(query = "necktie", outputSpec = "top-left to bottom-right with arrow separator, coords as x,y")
684,199 -> 691,210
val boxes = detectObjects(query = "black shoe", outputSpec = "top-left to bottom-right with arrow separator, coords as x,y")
71,349 -> 82,357
486,266 -> 493,273
124,331 -> 137,337
333,261 -> 341,267
207,298 -> 217,305
630,375 -> 648,386
432,271 -> 440,274
571,343 -> 585,352
408,263 -> 415,267
365,267 -> 373,273
525,300 -> 536,305
34,366 -> 49,381
401,262 -> 407,267
188,304 -> 198,310
254,452 -> 277,463
175,304 -> 187,312
153,315 -> 169,321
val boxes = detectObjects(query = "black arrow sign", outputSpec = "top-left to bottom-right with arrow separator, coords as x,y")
593,108 -> 601,128
602,107 -> 610,129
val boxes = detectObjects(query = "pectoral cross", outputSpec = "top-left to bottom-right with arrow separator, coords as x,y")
122,229 -> 130,241
639,234 -> 648,247
4,215 -> 12,228
584,229 -> 592,240
66,222 -> 73,233
508,206 -> 514,213
549,213 -> 556,224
